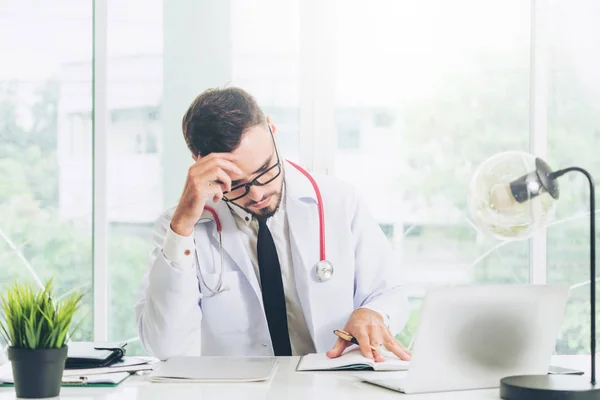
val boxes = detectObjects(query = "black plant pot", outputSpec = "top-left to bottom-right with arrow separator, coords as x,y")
8,346 -> 68,399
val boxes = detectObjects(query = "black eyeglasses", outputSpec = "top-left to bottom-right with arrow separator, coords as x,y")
222,125 -> 281,202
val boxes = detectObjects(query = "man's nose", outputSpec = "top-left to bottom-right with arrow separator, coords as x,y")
247,185 -> 267,202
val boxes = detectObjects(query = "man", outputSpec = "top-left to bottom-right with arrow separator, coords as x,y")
136,87 -> 411,362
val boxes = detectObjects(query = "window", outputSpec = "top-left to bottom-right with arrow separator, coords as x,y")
105,0 -> 164,354
231,0 -> 300,160
67,113 -> 92,157
262,107 -> 300,160
336,109 -> 363,150
546,0 -> 600,355
379,223 -> 395,239
373,110 -> 396,128
2,0 -> 599,361
337,125 -> 361,150
0,0 -> 93,363
332,0 -> 531,348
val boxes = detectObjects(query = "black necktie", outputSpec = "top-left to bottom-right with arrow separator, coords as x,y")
257,217 -> 292,356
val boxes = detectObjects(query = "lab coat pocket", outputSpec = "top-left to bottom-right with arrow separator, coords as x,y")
200,271 -> 252,335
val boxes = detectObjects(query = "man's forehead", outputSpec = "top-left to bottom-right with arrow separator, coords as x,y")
232,126 -> 273,173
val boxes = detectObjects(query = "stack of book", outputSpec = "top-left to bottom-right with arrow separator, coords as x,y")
0,341 -> 157,387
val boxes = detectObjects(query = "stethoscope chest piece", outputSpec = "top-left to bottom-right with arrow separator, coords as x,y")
316,260 -> 334,282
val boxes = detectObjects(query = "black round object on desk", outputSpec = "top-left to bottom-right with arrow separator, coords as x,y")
500,374 -> 600,400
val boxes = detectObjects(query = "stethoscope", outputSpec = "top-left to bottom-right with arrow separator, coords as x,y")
196,161 -> 334,297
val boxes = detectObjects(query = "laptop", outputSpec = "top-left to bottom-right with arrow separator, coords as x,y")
361,284 -> 569,394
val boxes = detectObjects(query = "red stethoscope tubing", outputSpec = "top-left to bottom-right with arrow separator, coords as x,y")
202,206 -> 222,232
285,161 -> 326,261
203,161 -> 325,261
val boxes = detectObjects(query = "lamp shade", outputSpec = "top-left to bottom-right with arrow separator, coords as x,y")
468,151 -> 558,240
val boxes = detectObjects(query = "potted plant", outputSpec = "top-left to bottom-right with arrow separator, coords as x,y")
0,280 -> 84,398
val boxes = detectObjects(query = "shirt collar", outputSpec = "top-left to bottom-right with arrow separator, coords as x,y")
228,201 -> 253,226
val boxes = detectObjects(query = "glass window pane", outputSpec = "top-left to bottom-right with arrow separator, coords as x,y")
232,0 -> 301,160
332,0 -> 531,345
106,0 -> 163,355
546,0 -> 600,355
0,0 -> 93,362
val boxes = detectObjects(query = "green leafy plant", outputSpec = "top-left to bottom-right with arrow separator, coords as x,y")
0,280 -> 84,349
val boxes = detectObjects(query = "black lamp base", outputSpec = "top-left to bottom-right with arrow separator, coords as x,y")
500,375 -> 600,400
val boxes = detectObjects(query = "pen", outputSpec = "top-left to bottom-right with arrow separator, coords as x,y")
333,329 -> 378,351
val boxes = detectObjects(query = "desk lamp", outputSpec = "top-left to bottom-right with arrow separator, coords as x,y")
468,151 -> 598,399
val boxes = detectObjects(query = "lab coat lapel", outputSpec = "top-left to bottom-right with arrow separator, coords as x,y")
210,201 -> 263,305
285,162 -> 330,350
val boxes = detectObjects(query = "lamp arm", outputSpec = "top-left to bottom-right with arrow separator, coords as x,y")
550,167 -> 596,384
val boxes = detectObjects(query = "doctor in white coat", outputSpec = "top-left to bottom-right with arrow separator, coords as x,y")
136,87 -> 411,362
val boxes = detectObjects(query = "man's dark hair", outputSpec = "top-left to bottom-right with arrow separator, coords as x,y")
182,87 -> 266,156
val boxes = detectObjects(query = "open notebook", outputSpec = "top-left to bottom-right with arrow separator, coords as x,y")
296,347 -> 410,372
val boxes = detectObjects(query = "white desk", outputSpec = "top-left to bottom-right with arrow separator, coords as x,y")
0,355 -> 592,399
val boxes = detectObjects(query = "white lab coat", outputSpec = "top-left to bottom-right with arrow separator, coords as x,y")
135,161 -> 409,360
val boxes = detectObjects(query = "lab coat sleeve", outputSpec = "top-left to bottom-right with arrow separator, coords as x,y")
135,212 -> 203,360
162,226 -> 196,270
351,190 -> 410,335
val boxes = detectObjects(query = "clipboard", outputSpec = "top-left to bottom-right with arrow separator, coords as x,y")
0,363 -> 130,388
61,372 -> 131,386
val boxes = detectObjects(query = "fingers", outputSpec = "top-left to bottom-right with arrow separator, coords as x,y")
173,153 -> 242,235
188,173 -> 227,205
370,331 -> 385,362
208,168 -> 233,193
188,154 -> 243,202
355,331 -> 374,359
195,152 -> 238,163
189,155 -> 242,186
192,153 -> 243,176
326,338 -> 351,359
199,152 -> 238,160
189,165 -> 232,197
383,330 -> 412,361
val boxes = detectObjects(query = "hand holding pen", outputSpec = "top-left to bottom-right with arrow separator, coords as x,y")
326,308 -> 412,362
333,329 -> 379,351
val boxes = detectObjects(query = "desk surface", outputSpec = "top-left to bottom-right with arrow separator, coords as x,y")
0,355 -> 592,400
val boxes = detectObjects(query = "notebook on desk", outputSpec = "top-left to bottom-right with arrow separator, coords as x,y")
148,356 -> 278,383
296,347 -> 410,372
0,363 -> 130,388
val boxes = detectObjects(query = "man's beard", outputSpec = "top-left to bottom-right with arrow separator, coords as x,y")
235,179 -> 284,219
251,189 -> 283,219
246,182 -> 283,219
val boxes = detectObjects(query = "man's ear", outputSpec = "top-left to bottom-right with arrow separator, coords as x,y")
266,116 -> 277,137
